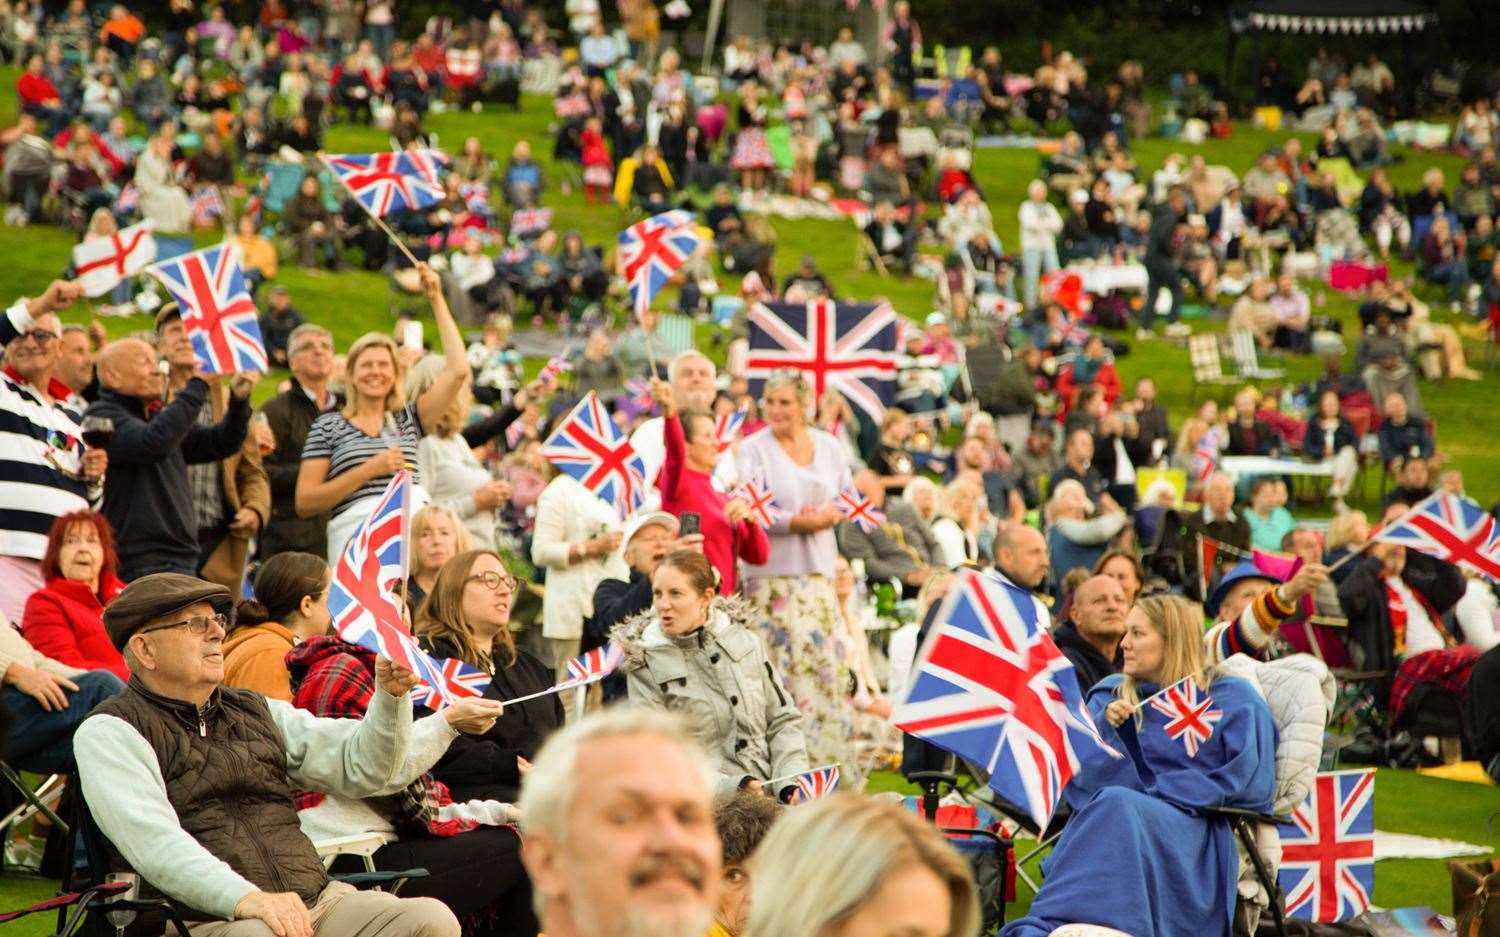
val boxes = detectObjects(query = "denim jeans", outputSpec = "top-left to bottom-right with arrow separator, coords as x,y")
1022,245 -> 1060,308
1,670 -> 124,774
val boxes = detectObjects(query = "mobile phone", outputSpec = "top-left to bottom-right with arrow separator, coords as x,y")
680,512 -> 700,537
402,320 -> 423,352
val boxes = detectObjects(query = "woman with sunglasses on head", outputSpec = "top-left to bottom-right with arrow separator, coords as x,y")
1001,593 -> 1277,937
414,549 -> 563,805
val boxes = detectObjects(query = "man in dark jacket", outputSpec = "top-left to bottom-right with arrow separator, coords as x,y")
1182,471 -> 1252,600
1125,377 -> 1171,468
1052,574 -> 1126,693
257,287 -> 305,369
258,324 -> 340,560
1142,186 -> 1188,335
85,339 -> 254,581
74,572 -> 460,935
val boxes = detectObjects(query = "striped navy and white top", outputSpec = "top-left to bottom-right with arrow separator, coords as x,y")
0,300 -> 96,561
301,402 -> 424,518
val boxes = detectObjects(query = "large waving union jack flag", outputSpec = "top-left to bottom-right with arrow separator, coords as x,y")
1277,770 -> 1375,923
894,568 -> 1118,830
1144,675 -> 1224,758
324,152 -> 446,217
617,210 -> 700,318
1373,491 -> 1500,582
328,471 -> 491,710
146,244 -> 268,374
542,391 -> 649,519
745,298 -> 900,422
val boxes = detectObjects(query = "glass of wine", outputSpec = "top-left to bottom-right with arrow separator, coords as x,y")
80,415 -> 114,450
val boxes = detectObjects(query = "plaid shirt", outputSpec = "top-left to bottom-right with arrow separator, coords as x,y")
189,397 -> 225,531
289,636 -> 477,837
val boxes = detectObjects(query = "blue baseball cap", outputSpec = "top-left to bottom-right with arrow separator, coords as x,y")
1206,559 -> 1281,618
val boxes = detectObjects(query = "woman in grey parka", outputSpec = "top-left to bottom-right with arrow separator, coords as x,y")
612,550 -> 811,801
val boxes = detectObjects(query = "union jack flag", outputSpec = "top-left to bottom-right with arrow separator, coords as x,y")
1277,770 -> 1375,923
736,476 -> 786,530
190,186 -> 225,227
793,766 -> 840,801
617,210 -> 700,318
835,487 -> 886,533
324,152 -> 445,217
542,391 -> 649,519
73,220 -> 156,298
1193,437 -> 1218,484
509,207 -> 553,238
504,419 -> 528,450
1144,675 -> 1224,758
745,298 -> 900,422
714,406 -> 748,454
560,644 -> 624,688
115,182 -> 138,215
1373,491 -> 1500,582
404,148 -> 448,186
146,244 -> 268,374
539,352 -> 572,385
893,568 -> 1119,830
328,472 -> 491,711
622,376 -> 657,419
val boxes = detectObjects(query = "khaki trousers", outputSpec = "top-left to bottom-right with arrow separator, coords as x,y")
184,882 -> 459,937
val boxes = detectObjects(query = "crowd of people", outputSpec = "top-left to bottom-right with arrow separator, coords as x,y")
2,2 -> 1500,937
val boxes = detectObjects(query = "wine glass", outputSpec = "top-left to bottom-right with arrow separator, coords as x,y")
80,415 -> 114,450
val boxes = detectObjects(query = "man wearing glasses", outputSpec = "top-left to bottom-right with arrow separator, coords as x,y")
74,572 -> 462,937
257,323 -> 341,560
0,278 -> 108,624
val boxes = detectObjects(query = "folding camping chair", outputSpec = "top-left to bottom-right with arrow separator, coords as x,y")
905,770 -> 1014,933
1228,330 -> 1287,381
1188,334 -> 1240,399
1,762 -> 68,836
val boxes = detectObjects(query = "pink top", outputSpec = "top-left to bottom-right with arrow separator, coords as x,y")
659,414 -> 768,594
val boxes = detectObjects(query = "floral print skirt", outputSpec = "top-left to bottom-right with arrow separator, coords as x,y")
747,575 -> 864,791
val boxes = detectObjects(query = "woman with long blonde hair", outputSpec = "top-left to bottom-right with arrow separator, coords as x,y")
747,794 -> 979,937
1002,593 -> 1277,937
296,264 -> 469,561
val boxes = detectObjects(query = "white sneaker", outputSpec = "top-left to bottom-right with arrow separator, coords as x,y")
1135,328 -> 1155,340
1165,322 -> 1192,338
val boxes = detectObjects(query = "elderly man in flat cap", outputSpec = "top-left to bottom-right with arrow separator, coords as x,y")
73,573 -> 463,937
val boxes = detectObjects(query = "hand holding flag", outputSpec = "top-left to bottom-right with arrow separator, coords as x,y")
736,476 -> 786,530
1136,675 -> 1224,758
146,244 -> 268,374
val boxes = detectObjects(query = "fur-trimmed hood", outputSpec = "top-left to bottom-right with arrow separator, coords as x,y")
610,593 -> 758,673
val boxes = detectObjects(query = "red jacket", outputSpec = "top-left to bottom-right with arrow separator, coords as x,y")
21,574 -> 128,680
17,72 -> 60,107
659,413 -> 768,594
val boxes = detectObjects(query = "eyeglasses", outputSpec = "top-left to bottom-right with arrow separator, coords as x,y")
466,571 -> 518,594
141,613 -> 228,636
13,329 -> 59,346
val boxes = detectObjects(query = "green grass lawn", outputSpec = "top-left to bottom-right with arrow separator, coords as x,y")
1,69 -> 1497,928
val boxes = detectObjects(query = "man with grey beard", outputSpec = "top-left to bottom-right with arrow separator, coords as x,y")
519,708 -> 721,937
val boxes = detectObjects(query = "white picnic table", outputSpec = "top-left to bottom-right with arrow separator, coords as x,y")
1219,455 -> 1335,480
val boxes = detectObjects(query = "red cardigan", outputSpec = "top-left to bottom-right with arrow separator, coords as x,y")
17,73 -> 59,107
21,574 -> 128,680
659,413 -> 768,594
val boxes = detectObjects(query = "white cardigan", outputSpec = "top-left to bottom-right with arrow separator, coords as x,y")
416,433 -> 496,547
530,474 -> 628,640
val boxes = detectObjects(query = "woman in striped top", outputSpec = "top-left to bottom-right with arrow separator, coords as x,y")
296,265 -> 469,561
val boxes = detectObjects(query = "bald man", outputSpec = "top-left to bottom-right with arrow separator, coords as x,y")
84,340 -> 256,581
1053,575 -> 1127,692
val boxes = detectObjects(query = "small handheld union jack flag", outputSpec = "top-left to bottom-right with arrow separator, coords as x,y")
792,765 -> 840,802
561,644 -> 624,688
835,487 -> 886,533
542,391 -> 649,519
714,406 -> 748,454
509,207 -> 553,238
539,352 -> 573,386
1373,490 -> 1500,583
1143,675 -> 1224,759
617,210 -> 700,318
146,244 -> 268,374
328,471 -> 492,710
621,376 -> 657,419
736,476 -> 785,530
324,152 -> 445,217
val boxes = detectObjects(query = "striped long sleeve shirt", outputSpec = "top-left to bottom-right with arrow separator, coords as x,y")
0,298 -> 97,562
1204,585 -> 1299,665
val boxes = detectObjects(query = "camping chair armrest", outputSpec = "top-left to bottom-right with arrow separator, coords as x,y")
907,770 -> 959,789
332,869 -> 429,891
1201,806 -> 1288,825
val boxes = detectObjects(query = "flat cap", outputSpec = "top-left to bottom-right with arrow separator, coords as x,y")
104,573 -> 233,651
